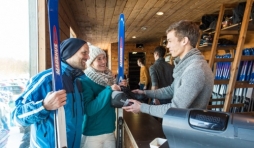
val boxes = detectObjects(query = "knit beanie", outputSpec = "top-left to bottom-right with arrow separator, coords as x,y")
60,38 -> 87,61
86,43 -> 106,67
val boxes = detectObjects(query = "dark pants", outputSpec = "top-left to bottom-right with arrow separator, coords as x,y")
139,84 -> 145,90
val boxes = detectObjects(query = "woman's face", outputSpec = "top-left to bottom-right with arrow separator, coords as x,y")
91,54 -> 107,72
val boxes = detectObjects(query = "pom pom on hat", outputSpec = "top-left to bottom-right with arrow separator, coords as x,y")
86,43 -> 106,67
60,38 -> 86,61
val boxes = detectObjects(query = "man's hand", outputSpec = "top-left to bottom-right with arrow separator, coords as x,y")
131,89 -> 144,94
154,99 -> 160,105
43,90 -> 67,110
122,99 -> 141,114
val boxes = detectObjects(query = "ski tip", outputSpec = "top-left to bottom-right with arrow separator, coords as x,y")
119,13 -> 125,18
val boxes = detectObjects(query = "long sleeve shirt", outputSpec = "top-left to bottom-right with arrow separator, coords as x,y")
139,66 -> 149,86
141,48 -> 214,118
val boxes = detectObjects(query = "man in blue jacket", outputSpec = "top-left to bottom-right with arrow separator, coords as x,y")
11,38 -> 90,148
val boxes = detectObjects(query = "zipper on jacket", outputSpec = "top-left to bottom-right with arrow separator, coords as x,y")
43,115 -> 49,137
72,93 -> 75,117
79,92 -> 85,115
71,132 -> 76,148
44,131 -> 47,137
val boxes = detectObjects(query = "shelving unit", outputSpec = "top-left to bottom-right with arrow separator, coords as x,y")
199,0 -> 254,112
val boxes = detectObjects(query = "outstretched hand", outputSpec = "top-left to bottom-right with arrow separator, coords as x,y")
122,99 -> 141,114
131,89 -> 144,94
43,90 -> 67,110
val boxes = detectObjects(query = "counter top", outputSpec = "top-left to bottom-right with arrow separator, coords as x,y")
123,111 -> 167,148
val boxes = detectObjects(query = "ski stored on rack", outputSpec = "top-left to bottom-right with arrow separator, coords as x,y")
47,0 -> 67,147
116,13 -> 125,148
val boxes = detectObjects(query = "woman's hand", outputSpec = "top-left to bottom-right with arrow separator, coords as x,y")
119,79 -> 127,87
111,84 -> 121,91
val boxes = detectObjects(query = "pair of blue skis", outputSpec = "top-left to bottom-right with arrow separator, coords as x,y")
117,13 -> 125,148
47,0 -> 67,147
48,0 -> 125,147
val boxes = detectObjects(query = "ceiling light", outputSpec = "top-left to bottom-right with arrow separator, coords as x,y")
156,12 -> 164,15
132,36 -> 136,38
141,27 -> 147,30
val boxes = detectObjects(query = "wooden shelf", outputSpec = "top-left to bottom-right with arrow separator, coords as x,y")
214,79 -> 229,84
210,55 -> 254,62
214,58 -> 234,62
241,55 -> 254,61
235,81 -> 254,88
202,1 -> 254,112
213,80 -> 254,88
199,45 -> 236,51
207,19 -> 253,35
209,98 -> 225,102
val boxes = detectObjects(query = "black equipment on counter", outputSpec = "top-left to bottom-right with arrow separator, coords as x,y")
162,108 -> 254,148
111,86 -> 148,108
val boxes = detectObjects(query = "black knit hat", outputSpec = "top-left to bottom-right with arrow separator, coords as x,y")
60,38 -> 87,61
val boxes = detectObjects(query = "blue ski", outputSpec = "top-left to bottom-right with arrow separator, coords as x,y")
116,13 -> 125,148
117,13 -> 125,84
47,0 -> 67,147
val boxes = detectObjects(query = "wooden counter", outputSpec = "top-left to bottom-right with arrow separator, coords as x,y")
123,110 -> 167,148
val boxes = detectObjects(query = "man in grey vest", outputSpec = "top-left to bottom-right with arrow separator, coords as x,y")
149,46 -> 174,105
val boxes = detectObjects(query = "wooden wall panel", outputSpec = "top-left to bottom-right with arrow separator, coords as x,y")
38,0 -> 81,70
38,0 -> 47,72
110,41 -> 160,76
60,0 -> 80,38
59,0 -> 81,41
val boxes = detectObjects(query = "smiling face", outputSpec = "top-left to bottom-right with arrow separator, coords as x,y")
91,54 -> 107,72
66,44 -> 90,70
166,30 -> 190,59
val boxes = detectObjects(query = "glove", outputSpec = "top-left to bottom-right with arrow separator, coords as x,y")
111,91 -> 133,108
120,86 -> 148,102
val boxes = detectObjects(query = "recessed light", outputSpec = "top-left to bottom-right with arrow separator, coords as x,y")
141,27 -> 147,30
132,36 -> 136,38
156,12 -> 164,15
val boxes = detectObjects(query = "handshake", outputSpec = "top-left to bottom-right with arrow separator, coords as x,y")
111,86 -> 148,108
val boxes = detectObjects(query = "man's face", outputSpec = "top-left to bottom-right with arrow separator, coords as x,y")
137,60 -> 141,67
91,54 -> 107,72
66,44 -> 89,70
153,52 -> 158,60
166,31 -> 185,59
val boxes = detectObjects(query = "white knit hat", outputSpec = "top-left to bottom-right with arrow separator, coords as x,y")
86,43 -> 106,67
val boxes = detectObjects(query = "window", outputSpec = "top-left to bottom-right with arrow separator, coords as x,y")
0,1 -> 37,147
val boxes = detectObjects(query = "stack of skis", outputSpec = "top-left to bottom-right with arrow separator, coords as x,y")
212,48 -> 254,113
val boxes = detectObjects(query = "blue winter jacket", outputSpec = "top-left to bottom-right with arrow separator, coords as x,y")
11,62 -> 86,148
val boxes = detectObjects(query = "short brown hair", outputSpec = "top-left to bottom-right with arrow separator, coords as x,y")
166,20 -> 199,47
137,58 -> 145,65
